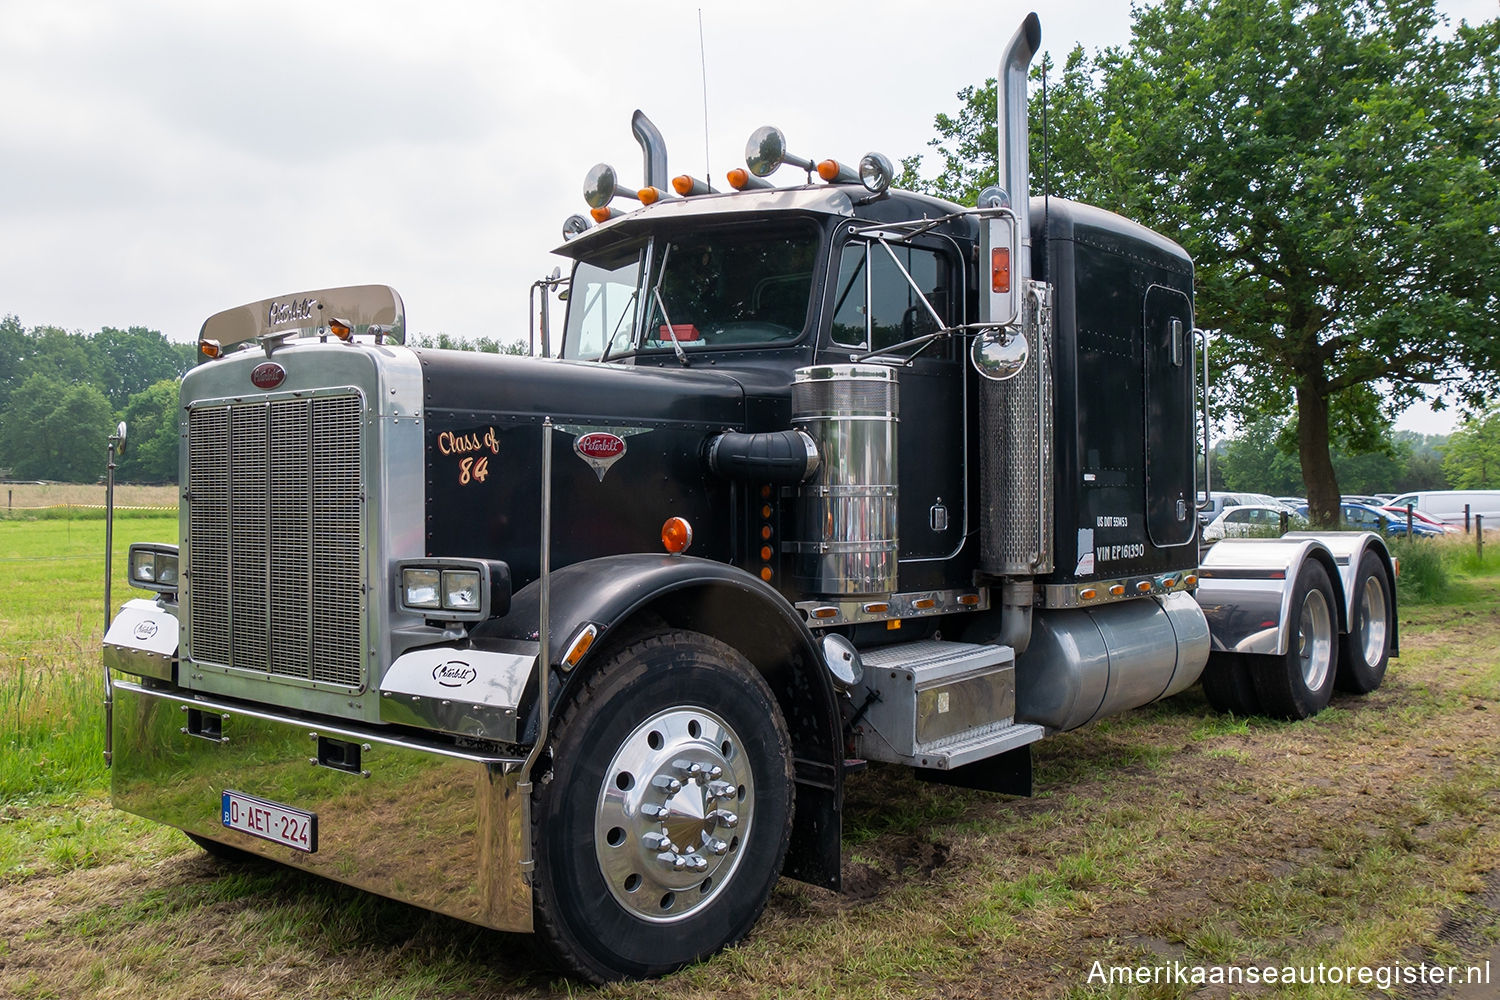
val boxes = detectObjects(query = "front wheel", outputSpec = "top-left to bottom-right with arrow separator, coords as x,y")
531,630 -> 794,982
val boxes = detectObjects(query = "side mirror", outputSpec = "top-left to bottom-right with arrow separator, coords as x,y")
970,329 -> 1029,382
114,421 -> 128,454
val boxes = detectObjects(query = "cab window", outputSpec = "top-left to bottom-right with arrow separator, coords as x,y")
830,241 -> 953,352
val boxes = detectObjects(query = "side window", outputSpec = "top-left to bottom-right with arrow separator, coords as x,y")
830,241 -> 952,351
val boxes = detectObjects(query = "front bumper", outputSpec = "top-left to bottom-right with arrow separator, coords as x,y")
111,679 -> 532,933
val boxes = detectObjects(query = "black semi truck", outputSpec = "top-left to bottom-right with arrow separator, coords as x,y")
102,13 -> 1397,982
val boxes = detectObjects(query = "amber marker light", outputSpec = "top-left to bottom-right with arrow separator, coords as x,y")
913,598 -> 936,610
661,517 -> 693,554
329,319 -> 352,341
562,624 -> 598,669
199,339 -> 222,359
992,248 -> 1012,293
1109,584 -> 1126,597
638,187 -> 665,205
1136,580 -> 1153,593
590,206 -> 616,224
727,168 -> 752,190
863,602 -> 889,614
1184,574 -> 1199,587
672,175 -> 695,195
1079,588 -> 1098,600
957,593 -> 981,606
759,567 -> 774,582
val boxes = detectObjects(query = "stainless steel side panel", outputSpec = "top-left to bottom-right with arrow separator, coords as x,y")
111,680 -> 532,933
103,598 -> 179,682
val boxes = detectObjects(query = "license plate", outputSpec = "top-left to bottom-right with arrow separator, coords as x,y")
221,790 -> 318,853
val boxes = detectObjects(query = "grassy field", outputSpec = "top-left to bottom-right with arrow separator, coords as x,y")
1,526 -> 1497,999
0,482 -> 179,514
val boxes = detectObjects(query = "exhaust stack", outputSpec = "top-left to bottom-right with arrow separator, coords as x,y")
999,13 -> 1041,276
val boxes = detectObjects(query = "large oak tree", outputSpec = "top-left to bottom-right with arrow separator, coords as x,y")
914,0 -> 1499,524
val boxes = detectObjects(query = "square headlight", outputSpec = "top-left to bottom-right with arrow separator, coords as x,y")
402,568 -> 442,609
128,544 -> 179,594
442,570 -> 481,612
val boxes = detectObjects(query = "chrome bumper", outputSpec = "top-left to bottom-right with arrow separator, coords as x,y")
111,679 -> 532,933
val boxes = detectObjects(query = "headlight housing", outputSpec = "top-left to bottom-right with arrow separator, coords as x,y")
128,543 -> 180,595
398,560 -> 510,621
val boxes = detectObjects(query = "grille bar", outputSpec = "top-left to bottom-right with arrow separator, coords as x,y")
188,393 -> 365,688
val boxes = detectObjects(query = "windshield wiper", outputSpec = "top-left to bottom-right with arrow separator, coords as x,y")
650,243 -> 689,367
597,289 -> 638,363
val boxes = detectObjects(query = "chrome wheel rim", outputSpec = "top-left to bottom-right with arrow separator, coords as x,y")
595,707 -> 752,922
1297,588 -> 1334,691
1358,574 -> 1388,666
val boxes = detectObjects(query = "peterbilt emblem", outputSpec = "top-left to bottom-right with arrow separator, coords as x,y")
250,362 -> 286,390
574,432 -> 628,482
268,297 -> 317,327
432,661 -> 478,688
133,620 -> 159,640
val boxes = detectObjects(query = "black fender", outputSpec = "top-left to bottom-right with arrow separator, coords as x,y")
477,553 -> 843,890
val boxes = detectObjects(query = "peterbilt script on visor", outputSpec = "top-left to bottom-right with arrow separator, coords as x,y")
103,12 -> 1400,986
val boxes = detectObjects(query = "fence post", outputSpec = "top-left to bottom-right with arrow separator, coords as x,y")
1479,515 -> 1485,562
1465,503 -> 1472,534
1406,503 -> 1413,537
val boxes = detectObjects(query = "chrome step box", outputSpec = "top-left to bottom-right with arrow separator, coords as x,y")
853,640 -> 1044,769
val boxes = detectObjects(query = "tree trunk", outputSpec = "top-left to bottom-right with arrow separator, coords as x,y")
1297,378 -> 1341,527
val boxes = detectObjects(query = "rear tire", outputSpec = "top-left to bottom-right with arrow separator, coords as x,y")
1201,652 -> 1261,716
531,630 -> 794,982
1337,552 -> 1392,693
1251,560 -> 1339,719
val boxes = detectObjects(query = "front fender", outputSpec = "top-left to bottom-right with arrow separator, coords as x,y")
478,553 -> 844,890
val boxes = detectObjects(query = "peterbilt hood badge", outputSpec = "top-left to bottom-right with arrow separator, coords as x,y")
251,362 -> 287,390
563,426 -> 648,482
432,661 -> 478,687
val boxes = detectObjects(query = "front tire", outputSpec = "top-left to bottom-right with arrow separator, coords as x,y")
531,630 -> 794,982
1252,560 -> 1339,719
1337,552 -> 1392,693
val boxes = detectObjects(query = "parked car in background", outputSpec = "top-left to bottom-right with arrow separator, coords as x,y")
1276,496 -> 1307,508
1202,504 -> 1309,543
1380,505 -> 1461,534
1295,502 -> 1445,538
1342,494 -> 1387,507
1388,490 -> 1500,529
1198,491 -> 1296,526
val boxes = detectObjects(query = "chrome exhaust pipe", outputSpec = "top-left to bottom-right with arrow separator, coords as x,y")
999,12 -> 1041,268
632,110 -> 668,191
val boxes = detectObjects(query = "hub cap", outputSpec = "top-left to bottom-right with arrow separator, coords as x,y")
1297,587 -> 1333,691
1358,574 -> 1388,666
595,707 -> 752,922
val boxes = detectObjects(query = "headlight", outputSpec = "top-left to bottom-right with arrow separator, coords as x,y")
397,560 -> 511,621
402,568 -> 442,609
128,544 -> 179,595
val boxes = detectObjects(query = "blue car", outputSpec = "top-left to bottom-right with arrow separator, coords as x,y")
1294,502 -> 1445,538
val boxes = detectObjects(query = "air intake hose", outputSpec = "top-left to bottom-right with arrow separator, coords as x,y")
707,429 -> 820,485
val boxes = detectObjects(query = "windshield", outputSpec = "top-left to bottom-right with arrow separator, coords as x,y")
562,223 -> 818,360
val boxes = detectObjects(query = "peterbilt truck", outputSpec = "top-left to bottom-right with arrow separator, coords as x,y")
102,13 -> 1398,982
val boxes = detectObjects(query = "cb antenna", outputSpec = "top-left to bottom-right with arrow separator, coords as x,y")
698,9 -> 712,180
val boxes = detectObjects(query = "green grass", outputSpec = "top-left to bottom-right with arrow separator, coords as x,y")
0,514 -> 176,802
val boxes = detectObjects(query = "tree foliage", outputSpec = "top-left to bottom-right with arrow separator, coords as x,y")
913,0 -> 1500,525
1443,404 -> 1500,488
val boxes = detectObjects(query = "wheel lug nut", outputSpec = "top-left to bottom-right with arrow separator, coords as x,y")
652,775 -> 682,794
642,832 -> 669,850
707,765 -> 723,780
640,803 -> 666,818
709,809 -> 738,829
656,851 -> 680,869
708,838 -> 729,856
688,854 -> 708,872
707,780 -> 734,799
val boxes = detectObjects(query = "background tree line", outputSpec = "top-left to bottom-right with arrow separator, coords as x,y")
906,0 -> 1499,526
0,316 -> 522,484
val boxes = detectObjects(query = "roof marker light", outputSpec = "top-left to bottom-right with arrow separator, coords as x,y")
672,174 -> 715,196
199,339 -> 222,359
727,168 -> 772,191
638,186 -> 673,205
816,159 -> 860,184
590,206 -> 618,224
661,516 -> 693,554
329,318 -> 352,341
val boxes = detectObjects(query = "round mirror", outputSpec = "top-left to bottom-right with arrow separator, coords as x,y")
115,420 -> 128,453
746,126 -> 787,178
583,163 -> 617,209
970,329 -> 1030,381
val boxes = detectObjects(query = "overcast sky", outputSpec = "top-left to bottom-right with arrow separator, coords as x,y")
2,0 -> 1493,432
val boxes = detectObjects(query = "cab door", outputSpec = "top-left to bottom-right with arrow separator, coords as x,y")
820,236 -> 967,573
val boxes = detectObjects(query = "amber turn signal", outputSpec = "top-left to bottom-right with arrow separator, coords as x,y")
199,339 -> 221,359
661,516 -> 693,554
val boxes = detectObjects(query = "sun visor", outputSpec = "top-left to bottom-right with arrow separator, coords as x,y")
197,284 -> 405,359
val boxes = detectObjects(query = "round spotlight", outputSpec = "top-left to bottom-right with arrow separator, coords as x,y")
858,152 -> 894,195
562,214 -> 591,241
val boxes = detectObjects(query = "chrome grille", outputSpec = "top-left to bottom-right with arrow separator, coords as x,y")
188,393 -> 365,688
